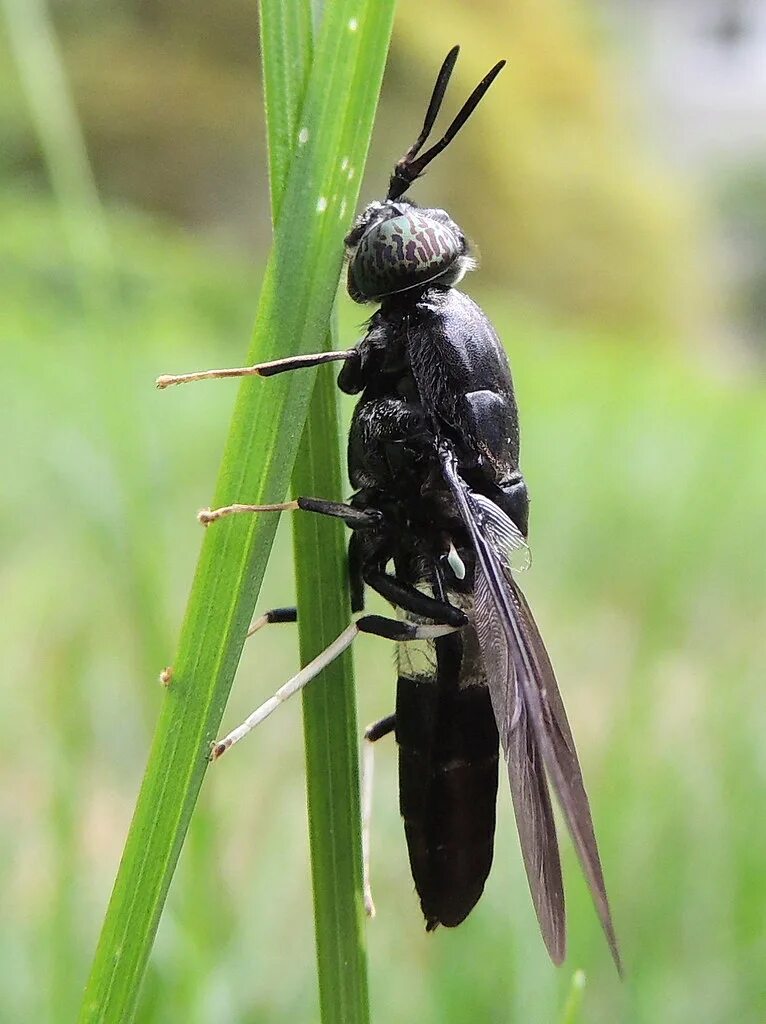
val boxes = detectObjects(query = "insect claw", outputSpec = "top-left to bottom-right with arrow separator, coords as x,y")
210,740 -> 229,761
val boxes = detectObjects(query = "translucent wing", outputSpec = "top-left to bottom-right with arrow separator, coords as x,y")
474,568 -> 566,963
441,449 -> 621,972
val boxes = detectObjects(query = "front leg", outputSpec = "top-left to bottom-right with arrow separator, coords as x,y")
198,495 -> 383,530
337,318 -> 409,395
156,348 -> 359,389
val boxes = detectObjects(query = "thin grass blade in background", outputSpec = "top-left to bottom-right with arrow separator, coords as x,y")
0,0 -> 111,295
560,969 -> 587,1024
78,2 -> 395,1021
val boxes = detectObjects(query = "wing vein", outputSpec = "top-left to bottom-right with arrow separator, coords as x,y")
440,448 -> 621,973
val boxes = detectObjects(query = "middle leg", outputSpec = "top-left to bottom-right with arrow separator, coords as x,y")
364,570 -> 468,627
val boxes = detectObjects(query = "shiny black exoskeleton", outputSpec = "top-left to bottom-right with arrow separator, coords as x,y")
307,49 -> 620,966
336,285 -> 511,928
336,275 -> 529,931
337,279 -> 527,930
340,284 -> 529,536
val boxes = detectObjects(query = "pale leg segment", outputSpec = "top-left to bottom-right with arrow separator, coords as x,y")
212,616 -> 457,759
198,496 -> 381,529
235,607 -> 399,920
156,349 -> 355,389
362,714 -> 396,918
246,606 -> 297,638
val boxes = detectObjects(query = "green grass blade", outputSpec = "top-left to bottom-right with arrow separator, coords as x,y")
293,368 -> 368,1022
260,1 -> 375,1021
259,1 -> 313,217
1,0 -> 112,300
559,970 -> 587,1024
78,2 -> 395,1021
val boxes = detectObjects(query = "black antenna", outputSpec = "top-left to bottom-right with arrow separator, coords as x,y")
388,47 -> 505,201
399,45 -> 460,168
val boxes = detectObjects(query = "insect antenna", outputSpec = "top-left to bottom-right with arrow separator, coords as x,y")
388,48 -> 505,200
398,45 -> 460,168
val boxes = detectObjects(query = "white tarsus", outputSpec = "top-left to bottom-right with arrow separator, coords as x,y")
361,733 -> 377,918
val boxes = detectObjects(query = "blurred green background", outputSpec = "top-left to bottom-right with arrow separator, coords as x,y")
1,1 -> 765,1022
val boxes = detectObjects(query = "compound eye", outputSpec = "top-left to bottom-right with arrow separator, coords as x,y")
348,211 -> 463,301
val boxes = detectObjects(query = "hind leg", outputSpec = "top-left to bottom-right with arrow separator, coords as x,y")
361,714 -> 396,917
212,615 -> 457,759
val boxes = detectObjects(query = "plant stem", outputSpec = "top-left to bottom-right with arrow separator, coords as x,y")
260,3 -> 372,1020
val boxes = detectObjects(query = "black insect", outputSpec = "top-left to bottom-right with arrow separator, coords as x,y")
159,46 -> 620,970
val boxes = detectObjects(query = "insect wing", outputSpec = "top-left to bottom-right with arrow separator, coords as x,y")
474,567 -> 566,963
441,452 -> 621,972
505,576 -> 622,973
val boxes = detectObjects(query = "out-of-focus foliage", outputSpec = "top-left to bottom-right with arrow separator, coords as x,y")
0,0 -> 698,336
2,188 -> 764,1024
393,1 -> 697,338
2,1 -> 764,1022
718,161 -> 766,356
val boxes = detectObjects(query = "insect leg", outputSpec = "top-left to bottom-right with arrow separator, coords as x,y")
246,606 -> 297,637
348,532 -> 366,613
364,570 -> 467,627
156,349 -> 358,389
361,713 -> 396,917
365,714 -> 396,741
158,609 -> 297,687
199,496 -> 382,529
237,600 -> 397,918
212,616 -> 457,759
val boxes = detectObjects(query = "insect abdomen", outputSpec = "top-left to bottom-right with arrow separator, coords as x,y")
396,631 -> 499,929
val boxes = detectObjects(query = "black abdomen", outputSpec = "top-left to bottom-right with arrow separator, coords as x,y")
396,630 -> 499,929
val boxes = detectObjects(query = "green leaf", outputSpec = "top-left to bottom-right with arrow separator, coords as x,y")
559,970 -> 587,1024
78,2 -> 395,1021
260,0 -> 376,1020
293,367 -> 368,1023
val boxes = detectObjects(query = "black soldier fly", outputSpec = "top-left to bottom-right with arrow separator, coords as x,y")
158,46 -> 620,971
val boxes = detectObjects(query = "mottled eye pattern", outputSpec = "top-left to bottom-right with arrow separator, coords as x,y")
350,211 -> 463,300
